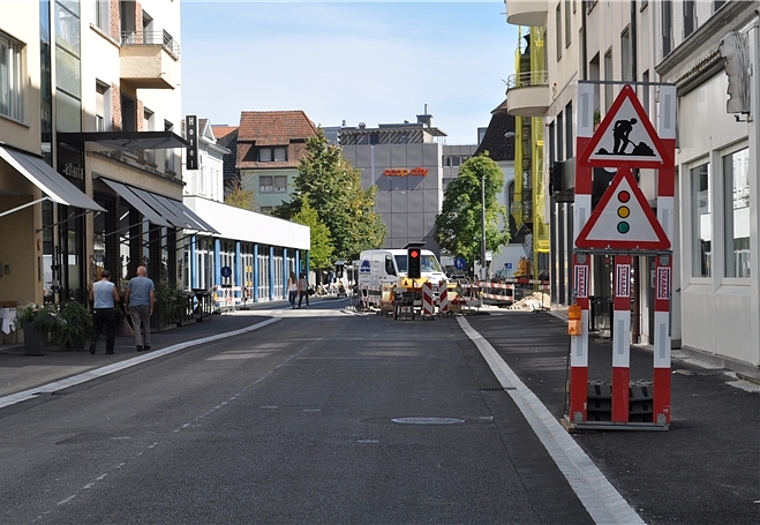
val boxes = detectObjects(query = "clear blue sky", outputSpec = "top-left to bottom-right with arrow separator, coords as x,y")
181,1 -> 518,145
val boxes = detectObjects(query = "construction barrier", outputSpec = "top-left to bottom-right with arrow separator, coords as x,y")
213,285 -> 242,312
421,281 -> 435,319
438,281 -> 451,316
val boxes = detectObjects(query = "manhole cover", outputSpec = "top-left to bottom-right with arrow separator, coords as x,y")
391,417 -> 465,425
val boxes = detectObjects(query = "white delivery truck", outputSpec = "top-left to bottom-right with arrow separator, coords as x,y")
357,249 -> 446,311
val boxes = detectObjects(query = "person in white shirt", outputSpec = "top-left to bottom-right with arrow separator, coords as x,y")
89,269 -> 121,355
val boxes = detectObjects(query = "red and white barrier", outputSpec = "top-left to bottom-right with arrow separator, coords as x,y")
438,281 -> 451,315
421,281 -> 435,318
612,255 -> 632,423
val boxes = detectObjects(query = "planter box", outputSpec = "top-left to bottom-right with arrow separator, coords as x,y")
23,324 -> 48,356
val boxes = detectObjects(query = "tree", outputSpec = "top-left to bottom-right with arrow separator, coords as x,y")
224,178 -> 255,211
274,129 -> 386,261
291,198 -> 333,271
434,154 -> 510,269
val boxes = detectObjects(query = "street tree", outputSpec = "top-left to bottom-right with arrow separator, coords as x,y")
224,179 -> 255,211
275,129 -> 386,261
434,154 -> 510,269
291,198 -> 334,271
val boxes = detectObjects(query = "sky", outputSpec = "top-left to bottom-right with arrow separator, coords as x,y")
180,1 -> 519,145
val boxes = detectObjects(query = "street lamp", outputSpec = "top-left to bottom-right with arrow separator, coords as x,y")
481,173 -> 487,281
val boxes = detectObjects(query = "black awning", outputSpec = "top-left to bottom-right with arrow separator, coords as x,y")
58,131 -> 189,152
100,178 -> 173,228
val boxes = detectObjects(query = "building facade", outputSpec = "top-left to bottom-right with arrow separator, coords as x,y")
504,0 -> 760,376
340,115 -> 447,254
236,111 -> 318,214
181,118 -> 310,305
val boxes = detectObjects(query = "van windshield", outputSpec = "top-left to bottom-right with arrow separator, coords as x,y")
394,254 -> 442,274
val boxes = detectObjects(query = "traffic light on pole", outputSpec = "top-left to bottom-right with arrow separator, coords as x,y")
407,248 -> 421,279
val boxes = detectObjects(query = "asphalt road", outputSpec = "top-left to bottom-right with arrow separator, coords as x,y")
0,304 -> 593,525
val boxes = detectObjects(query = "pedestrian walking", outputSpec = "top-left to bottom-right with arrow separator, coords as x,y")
124,265 -> 155,351
286,271 -> 298,309
297,272 -> 310,309
89,269 -> 121,355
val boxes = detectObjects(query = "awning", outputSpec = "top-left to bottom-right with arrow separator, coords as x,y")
100,178 -> 172,228
58,131 -> 189,153
0,146 -> 105,212
99,177 -> 217,233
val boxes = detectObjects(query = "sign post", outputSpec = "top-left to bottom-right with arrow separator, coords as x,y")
567,82 -> 676,431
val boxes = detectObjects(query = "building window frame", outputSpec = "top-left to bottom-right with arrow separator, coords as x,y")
689,160 -> 711,279
556,3 -> 563,60
721,145 -> 750,279
0,31 -> 24,122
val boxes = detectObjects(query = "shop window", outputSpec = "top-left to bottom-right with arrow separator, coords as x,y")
690,163 -> 711,278
722,148 -> 750,278
0,31 -> 24,121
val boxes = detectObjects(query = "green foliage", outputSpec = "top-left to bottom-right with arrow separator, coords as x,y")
224,178 -> 256,211
292,199 -> 334,271
274,129 -> 386,261
51,301 -> 93,350
15,303 -> 58,333
155,281 -> 186,326
435,154 -> 510,266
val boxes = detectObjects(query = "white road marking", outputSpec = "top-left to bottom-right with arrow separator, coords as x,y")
457,317 -> 646,525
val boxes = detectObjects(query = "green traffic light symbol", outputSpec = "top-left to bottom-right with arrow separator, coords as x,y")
617,190 -> 631,234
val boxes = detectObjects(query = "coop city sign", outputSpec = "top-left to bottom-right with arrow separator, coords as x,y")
383,167 -> 429,177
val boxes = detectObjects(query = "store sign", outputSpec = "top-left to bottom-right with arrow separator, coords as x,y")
383,167 -> 428,177
61,163 -> 83,180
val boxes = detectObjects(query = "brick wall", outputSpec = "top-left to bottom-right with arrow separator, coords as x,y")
134,2 -> 143,43
110,0 -> 120,41
111,83 -> 121,131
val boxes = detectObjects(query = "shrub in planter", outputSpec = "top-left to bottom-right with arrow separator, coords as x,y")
15,303 -> 58,333
51,301 -> 93,350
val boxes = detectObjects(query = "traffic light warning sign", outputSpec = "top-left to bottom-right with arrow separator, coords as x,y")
578,85 -> 670,169
575,165 -> 670,251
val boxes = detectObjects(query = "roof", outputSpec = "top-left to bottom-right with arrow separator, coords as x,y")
237,110 -> 318,144
211,125 -> 239,141
473,101 -> 515,161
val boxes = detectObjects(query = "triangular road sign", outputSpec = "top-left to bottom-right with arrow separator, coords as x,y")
578,84 -> 671,169
575,165 -> 670,251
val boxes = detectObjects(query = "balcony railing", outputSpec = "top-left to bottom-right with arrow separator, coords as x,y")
121,31 -> 180,57
506,70 -> 549,90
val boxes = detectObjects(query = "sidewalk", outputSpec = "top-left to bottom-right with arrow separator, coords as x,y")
0,302 -> 286,400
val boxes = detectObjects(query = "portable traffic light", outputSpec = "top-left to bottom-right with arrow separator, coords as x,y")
407,248 -> 421,279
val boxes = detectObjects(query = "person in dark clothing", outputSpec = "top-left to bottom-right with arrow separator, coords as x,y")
297,272 -> 310,309
89,270 -> 121,355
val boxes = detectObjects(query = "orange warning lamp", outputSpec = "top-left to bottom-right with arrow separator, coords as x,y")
567,304 -> 583,336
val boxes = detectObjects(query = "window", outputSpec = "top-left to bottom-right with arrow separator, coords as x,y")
259,206 -> 275,214
621,27 -> 632,81
258,147 -> 287,162
565,101 -> 573,160
604,50 -> 613,112
556,4 -> 563,60
691,163 -> 711,278
143,108 -> 156,164
713,1 -> 725,13
564,0 -> 571,48
95,81 -> 109,131
722,148 -> 750,278
683,1 -> 696,38
642,71 -> 650,114
273,175 -> 287,192
556,111 -> 564,161
662,0 -> 673,56
260,175 -> 273,192
164,120 -> 176,173
0,31 -> 23,121
94,0 -> 110,32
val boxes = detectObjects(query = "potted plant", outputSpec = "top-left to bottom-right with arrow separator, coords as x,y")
15,303 -> 58,355
51,301 -> 93,351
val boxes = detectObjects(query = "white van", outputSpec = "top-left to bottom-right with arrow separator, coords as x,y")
357,249 -> 446,309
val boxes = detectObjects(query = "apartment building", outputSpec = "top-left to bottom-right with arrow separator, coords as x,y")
504,0 -> 760,376
236,111 -> 318,214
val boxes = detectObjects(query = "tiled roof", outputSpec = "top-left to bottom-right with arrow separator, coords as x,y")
237,110 -> 318,143
211,125 -> 239,141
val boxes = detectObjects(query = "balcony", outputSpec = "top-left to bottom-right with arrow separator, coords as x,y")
120,31 -> 180,89
504,0 -> 548,27
506,71 -> 551,117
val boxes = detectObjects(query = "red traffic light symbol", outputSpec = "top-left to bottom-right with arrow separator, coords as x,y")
409,250 -> 419,258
